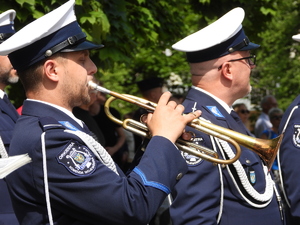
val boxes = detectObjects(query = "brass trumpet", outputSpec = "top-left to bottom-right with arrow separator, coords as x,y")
89,81 -> 282,169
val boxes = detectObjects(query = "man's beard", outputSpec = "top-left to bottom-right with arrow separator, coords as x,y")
67,84 -> 91,109
0,70 -> 19,85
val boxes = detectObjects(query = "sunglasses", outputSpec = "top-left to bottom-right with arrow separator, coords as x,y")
271,115 -> 282,120
238,109 -> 250,114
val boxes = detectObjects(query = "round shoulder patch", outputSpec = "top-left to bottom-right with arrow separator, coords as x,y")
56,141 -> 96,176
293,124 -> 300,148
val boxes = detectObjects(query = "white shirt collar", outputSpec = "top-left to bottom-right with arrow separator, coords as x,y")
0,90 -> 5,99
191,86 -> 232,113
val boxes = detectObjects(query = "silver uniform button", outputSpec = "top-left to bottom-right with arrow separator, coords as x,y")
176,173 -> 183,180
246,159 -> 251,164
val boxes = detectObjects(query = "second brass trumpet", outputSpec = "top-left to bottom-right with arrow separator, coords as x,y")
89,81 -> 282,169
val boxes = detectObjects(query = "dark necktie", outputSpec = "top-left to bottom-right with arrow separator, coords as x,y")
82,122 -> 91,133
230,110 -> 250,135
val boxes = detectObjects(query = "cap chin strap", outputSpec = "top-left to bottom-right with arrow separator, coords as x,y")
44,32 -> 86,57
228,37 -> 250,53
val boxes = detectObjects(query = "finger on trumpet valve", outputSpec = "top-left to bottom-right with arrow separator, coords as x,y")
181,131 -> 196,141
140,114 -> 148,124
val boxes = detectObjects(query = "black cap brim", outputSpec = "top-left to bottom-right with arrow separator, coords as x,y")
239,42 -> 260,51
61,40 -> 104,52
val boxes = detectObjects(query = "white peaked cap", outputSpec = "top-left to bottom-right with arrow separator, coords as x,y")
172,8 -> 244,52
0,0 -> 103,71
0,0 -> 75,56
172,7 -> 260,63
0,9 -> 16,27
0,0 -> 76,55
0,9 -> 16,43
292,34 -> 300,42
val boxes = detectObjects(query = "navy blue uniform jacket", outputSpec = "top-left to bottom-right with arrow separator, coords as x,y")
169,88 -> 283,225
278,94 -> 300,224
7,100 -> 188,225
0,96 -> 19,225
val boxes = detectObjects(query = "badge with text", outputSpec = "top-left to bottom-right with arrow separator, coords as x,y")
57,141 -> 96,176
181,137 -> 204,165
293,124 -> 300,148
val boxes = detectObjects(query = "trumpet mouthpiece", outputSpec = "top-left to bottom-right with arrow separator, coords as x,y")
88,81 -> 111,95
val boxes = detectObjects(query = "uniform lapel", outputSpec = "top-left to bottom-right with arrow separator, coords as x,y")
0,97 -> 19,122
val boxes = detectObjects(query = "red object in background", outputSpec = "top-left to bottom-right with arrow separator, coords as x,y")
16,106 -> 23,115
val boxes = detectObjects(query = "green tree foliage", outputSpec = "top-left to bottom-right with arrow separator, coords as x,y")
255,0 -> 300,110
1,0 -> 299,115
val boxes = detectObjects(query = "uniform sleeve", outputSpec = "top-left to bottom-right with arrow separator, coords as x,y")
40,132 -> 188,225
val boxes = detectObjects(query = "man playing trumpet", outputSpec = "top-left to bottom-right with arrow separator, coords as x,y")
169,7 -> 285,225
0,1 -> 200,224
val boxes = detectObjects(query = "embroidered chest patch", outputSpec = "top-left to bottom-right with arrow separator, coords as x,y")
181,137 -> 204,165
293,124 -> 300,148
57,141 -> 96,176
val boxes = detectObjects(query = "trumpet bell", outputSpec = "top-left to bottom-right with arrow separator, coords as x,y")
190,118 -> 283,170
247,134 -> 283,170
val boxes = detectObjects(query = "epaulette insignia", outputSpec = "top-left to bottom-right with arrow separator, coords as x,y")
206,106 -> 225,118
59,121 -> 79,131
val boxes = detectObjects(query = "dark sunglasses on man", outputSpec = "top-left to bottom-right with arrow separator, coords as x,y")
271,115 -> 282,120
238,109 -> 250,114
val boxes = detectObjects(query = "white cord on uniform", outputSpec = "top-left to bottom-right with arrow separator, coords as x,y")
41,132 -> 54,225
216,138 -> 273,207
210,135 -> 224,224
0,136 -> 8,158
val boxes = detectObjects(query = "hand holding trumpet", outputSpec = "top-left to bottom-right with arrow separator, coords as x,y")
145,92 -> 201,143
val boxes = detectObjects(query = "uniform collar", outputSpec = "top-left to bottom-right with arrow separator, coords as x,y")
191,86 -> 232,113
26,99 -> 84,127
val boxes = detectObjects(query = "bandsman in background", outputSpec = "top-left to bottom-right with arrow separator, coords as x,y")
169,7 -> 285,225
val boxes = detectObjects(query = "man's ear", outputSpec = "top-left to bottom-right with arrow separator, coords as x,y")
43,59 -> 59,82
220,62 -> 233,81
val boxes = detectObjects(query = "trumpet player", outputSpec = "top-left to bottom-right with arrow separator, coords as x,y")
169,7 -> 285,225
0,1 -> 202,225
